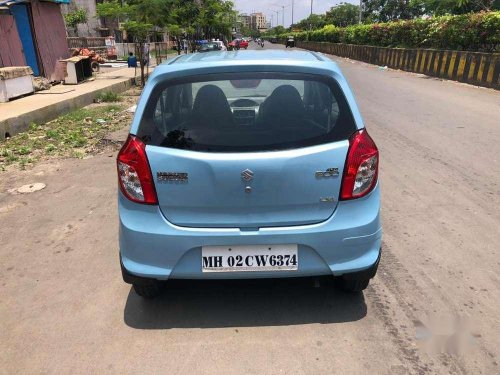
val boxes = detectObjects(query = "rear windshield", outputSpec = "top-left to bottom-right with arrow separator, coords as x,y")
137,72 -> 356,152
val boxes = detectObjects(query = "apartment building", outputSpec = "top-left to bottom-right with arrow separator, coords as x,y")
239,13 -> 251,28
250,12 -> 266,31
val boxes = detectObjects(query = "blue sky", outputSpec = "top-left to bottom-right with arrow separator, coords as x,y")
233,0 -> 358,27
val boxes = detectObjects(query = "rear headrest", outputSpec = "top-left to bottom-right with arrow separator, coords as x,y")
259,85 -> 305,124
191,84 -> 233,127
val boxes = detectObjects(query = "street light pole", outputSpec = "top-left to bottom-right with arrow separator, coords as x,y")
359,0 -> 363,24
282,5 -> 285,26
310,0 -> 313,16
291,0 -> 294,27
269,9 -> 280,28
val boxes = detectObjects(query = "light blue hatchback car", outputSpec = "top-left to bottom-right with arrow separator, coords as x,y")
118,50 -> 381,298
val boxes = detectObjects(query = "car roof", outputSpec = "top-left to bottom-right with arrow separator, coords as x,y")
155,50 -> 336,72
164,50 -> 330,65
148,50 -> 342,83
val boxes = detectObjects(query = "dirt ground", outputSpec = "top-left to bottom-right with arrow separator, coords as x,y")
0,44 -> 499,374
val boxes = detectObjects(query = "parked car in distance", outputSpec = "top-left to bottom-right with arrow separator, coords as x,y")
213,40 -> 227,51
228,39 -> 248,50
199,42 -> 222,52
118,50 -> 381,298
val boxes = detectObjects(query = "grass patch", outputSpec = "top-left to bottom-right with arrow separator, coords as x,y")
96,91 -> 121,102
0,104 -> 126,170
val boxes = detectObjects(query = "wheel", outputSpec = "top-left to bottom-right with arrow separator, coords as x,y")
336,277 -> 370,292
91,61 -> 100,72
133,281 -> 161,298
336,251 -> 380,292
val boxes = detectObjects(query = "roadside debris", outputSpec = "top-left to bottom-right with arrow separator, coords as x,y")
32,77 -> 52,92
8,183 -> 46,194
0,67 -> 34,102
71,48 -> 106,72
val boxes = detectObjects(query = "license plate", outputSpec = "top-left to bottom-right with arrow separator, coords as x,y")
202,244 -> 298,272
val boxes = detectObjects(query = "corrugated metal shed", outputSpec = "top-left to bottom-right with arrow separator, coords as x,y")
0,0 -> 69,8
0,0 -> 70,80
0,12 -> 26,67
31,0 -> 70,80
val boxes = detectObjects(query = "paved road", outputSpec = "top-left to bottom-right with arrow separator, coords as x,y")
1,42 -> 499,374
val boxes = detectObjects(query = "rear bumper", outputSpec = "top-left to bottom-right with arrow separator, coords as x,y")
119,184 -> 381,280
121,250 -> 381,285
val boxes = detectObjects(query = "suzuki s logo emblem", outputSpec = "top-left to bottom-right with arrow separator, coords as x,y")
241,169 -> 254,182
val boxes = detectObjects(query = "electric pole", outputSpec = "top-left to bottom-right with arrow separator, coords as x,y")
310,0 -> 313,16
271,3 -> 291,28
269,9 -> 280,28
359,0 -> 363,24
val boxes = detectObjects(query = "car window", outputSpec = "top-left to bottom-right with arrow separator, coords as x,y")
138,73 -> 356,152
191,79 -> 304,101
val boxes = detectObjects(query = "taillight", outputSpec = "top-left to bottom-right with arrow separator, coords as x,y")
117,135 -> 158,204
340,129 -> 379,200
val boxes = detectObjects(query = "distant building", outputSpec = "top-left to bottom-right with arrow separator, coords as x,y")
60,0 -> 99,37
61,0 -> 121,39
239,12 -> 267,32
61,0 -> 169,42
238,13 -> 251,29
250,12 -> 266,31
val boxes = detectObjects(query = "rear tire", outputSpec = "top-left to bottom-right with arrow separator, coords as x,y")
336,277 -> 370,292
335,251 -> 381,292
91,61 -> 100,72
133,282 -> 161,299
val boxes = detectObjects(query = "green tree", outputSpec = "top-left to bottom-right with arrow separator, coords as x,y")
98,0 -> 237,62
325,3 -> 360,27
166,1 -> 236,53
240,25 -> 261,38
97,0 -> 154,85
64,8 -> 87,35
361,0 -> 498,22
361,0 -> 424,22
265,25 -> 287,36
422,0 -> 499,15
292,14 -> 327,30
199,0 -> 236,40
